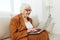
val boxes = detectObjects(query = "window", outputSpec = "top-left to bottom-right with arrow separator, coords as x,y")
0,0 -> 11,12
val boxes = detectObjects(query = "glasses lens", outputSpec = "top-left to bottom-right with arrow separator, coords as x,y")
25,9 -> 31,11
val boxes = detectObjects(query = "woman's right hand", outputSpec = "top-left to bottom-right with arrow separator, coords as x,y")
27,28 -> 37,32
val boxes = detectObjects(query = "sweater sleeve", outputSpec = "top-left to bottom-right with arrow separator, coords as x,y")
10,17 -> 27,40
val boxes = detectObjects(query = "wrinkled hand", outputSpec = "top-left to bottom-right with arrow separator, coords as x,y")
27,28 -> 39,32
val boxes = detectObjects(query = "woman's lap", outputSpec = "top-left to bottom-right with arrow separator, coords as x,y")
28,30 -> 49,40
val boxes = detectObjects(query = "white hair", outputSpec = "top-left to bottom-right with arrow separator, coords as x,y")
20,3 -> 31,13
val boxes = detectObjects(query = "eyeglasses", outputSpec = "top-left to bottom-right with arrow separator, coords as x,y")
25,9 -> 32,11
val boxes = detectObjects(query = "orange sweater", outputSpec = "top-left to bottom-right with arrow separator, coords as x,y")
10,13 -> 49,40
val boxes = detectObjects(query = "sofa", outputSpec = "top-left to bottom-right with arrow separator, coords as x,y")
0,13 -> 60,40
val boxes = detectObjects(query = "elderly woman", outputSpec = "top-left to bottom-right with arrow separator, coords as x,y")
10,3 -> 49,40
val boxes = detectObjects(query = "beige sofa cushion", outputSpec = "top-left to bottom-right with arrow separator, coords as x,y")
0,16 -> 11,39
31,16 -> 39,27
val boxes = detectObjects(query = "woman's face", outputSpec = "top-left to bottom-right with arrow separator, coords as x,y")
23,6 -> 31,17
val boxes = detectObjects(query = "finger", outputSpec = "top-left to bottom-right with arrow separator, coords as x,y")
33,29 -> 37,31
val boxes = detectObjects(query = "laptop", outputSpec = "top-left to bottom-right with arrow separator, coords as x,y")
28,14 -> 53,34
